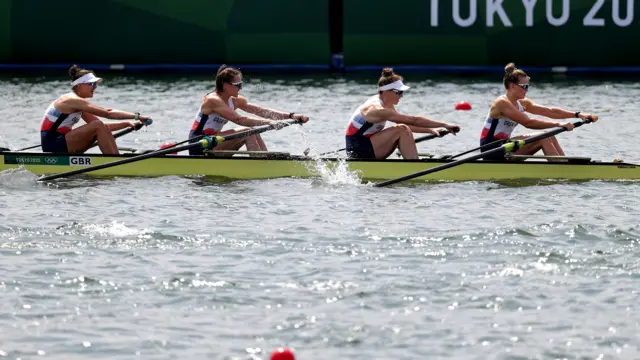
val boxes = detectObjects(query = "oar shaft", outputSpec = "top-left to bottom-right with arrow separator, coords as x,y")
16,144 -> 41,151
373,119 -> 593,187
413,129 -> 454,144
449,138 -> 505,160
38,138 -> 214,182
160,119 -> 301,152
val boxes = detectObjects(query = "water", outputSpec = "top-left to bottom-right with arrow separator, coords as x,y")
0,72 -> 639,359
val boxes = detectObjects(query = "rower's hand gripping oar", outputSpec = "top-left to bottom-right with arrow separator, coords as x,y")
312,127 -> 460,157
373,118 -> 597,188
37,118 -> 304,182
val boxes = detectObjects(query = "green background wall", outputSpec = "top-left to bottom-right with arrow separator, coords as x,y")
0,0 -> 638,68
0,0 -> 330,64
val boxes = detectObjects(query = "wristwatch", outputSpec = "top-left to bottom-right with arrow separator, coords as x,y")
574,111 -> 581,118
289,112 -> 295,119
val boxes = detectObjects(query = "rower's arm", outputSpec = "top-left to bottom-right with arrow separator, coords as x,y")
520,99 -> 576,119
81,112 -> 100,123
210,100 -> 277,127
499,100 -> 563,129
406,125 -> 444,134
238,99 -> 291,120
68,98 -> 140,120
386,111 -> 456,129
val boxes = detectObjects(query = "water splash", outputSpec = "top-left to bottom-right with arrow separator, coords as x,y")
308,157 -> 363,186
0,167 -> 41,189
290,127 -> 364,186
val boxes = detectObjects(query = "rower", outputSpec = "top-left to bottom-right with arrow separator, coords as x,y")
480,62 -> 598,161
40,64 -> 152,154
344,67 -> 460,160
187,65 -> 309,156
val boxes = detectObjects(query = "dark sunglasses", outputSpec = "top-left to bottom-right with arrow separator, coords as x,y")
229,81 -> 243,90
517,83 -> 529,90
391,89 -> 404,96
86,81 -> 98,87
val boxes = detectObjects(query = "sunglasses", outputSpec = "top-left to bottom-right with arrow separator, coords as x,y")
229,81 -> 243,90
517,83 -> 529,90
84,81 -> 98,87
390,89 -> 404,96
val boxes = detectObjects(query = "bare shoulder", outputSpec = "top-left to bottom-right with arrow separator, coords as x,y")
59,92 -> 83,103
233,95 -> 248,107
518,97 -> 534,109
361,103 -> 385,115
55,92 -> 86,112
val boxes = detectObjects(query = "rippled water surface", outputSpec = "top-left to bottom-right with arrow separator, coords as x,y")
1,72 -> 639,359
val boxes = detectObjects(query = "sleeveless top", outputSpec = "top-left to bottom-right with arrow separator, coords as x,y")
480,95 -> 525,141
345,95 -> 387,138
40,92 -> 83,134
190,95 -> 235,135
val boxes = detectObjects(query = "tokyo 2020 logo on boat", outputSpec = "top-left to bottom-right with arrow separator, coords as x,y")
44,157 -> 58,165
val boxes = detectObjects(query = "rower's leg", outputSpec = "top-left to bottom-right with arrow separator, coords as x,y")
548,136 -> 566,155
513,135 -> 565,162
254,134 -> 268,151
370,125 -> 418,160
214,128 -> 253,155
65,121 -> 119,154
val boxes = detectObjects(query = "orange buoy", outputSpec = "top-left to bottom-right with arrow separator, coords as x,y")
160,141 -> 178,155
455,101 -> 472,111
271,347 -> 295,360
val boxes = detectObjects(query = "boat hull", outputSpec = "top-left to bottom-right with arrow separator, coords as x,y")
1,152 -> 639,181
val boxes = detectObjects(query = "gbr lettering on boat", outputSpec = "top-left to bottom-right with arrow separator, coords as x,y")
69,156 -> 92,166
428,0 -> 634,27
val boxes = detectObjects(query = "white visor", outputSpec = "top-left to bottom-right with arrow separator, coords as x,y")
71,73 -> 103,86
378,80 -> 410,92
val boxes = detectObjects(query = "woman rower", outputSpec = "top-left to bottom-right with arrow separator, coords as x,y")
188,65 -> 309,156
40,65 -> 152,154
345,68 -> 460,160
480,63 -> 597,161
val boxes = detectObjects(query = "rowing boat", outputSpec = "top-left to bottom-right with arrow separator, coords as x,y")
1,150 -> 639,182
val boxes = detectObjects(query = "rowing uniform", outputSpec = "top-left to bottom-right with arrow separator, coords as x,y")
188,95 -> 234,155
345,95 -> 386,159
40,93 -> 83,153
479,96 -> 524,161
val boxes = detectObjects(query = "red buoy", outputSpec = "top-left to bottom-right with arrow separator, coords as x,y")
160,141 -> 178,155
455,101 -> 472,111
271,347 -> 295,360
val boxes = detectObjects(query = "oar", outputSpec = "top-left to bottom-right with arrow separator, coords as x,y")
440,138 -> 506,160
373,118 -> 596,188
14,119 -> 152,152
37,118 -> 302,182
14,144 -> 41,151
156,118 -> 302,153
87,119 -> 152,150
315,127 -> 458,157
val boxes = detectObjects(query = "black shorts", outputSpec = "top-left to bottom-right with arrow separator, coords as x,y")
480,138 -> 507,161
345,135 -> 375,159
41,131 -> 68,153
